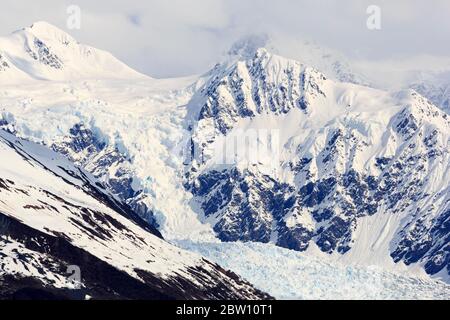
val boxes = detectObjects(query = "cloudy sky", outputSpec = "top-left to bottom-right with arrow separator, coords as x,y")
1,0 -> 449,78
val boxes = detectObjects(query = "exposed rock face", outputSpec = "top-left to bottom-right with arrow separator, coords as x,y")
0,21 -> 448,286
51,123 -> 158,228
191,167 -> 292,243
26,38 -> 64,69
0,130 -> 271,300
184,50 -> 450,279
195,49 -> 326,137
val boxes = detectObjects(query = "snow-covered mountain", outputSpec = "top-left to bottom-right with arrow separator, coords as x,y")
226,34 -> 371,87
0,21 -> 146,82
0,129 -> 269,299
0,22 -> 449,298
408,71 -> 450,114
184,48 -> 450,283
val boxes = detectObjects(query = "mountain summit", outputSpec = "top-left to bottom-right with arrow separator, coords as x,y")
0,21 -> 147,82
0,22 -> 449,299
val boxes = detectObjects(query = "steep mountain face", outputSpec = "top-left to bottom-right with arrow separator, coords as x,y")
0,130 -> 270,299
194,49 -> 326,134
184,49 -> 450,281
227,35 -> 370,86
0,22 -> 448,290
51,123 -> 158,226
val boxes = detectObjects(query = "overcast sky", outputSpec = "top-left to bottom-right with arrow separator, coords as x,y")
1,0 -> 449,78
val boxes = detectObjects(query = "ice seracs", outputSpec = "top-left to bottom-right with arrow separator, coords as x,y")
0,129 -> 270,299
0,21 -> 449,296
176,241 -> 450,300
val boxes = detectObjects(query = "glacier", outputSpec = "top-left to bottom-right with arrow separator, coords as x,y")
0,21 -> 449,298
0,129 -> 268,299
176,240 -> 450,300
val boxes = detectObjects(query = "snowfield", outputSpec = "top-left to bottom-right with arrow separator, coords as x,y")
176,241 -> 450,300
0,76 -> 216,241
0,130 -> 269,299
0,21 -> 449,299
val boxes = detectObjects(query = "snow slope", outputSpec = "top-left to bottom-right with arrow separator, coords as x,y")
0,22 -> 449,295
0,129 -> 269,299
0,21 -> 147,82
227,34 -> 371,86
0,73 -> 214,241
184,48 -> 450,283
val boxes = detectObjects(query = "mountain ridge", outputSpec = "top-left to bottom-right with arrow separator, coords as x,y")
0,129 -> 270,299
183,48 -> 450,282
0,21 -> 148,82
0,21 -> 449,294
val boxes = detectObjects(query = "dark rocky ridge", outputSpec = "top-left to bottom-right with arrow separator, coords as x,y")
0,212 -> 270,300
0,130 -> 271,300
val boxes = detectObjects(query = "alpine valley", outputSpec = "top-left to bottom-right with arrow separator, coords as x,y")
0,22 -> 449,299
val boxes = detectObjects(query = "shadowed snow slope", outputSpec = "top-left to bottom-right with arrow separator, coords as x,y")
0,130 -> 269,299
0,22 -> 449,296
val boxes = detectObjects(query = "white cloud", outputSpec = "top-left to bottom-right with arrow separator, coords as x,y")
0,0 -> 449,77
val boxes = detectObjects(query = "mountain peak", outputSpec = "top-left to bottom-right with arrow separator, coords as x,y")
0,21 -> 149,81
25,21 -> 76,45
228,34 -> 276,59
29,21 -> 62,32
